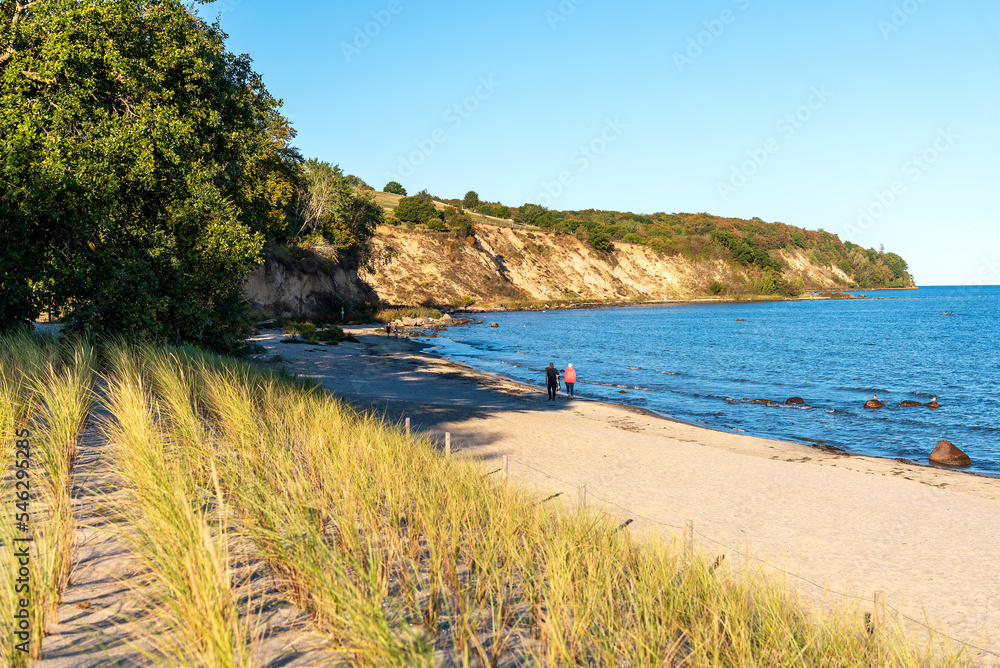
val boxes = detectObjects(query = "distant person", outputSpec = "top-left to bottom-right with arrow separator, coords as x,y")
393,324 -> 399,338
385,323 -> 391,337
563,363 -> 577,399
544,363 -> 560,401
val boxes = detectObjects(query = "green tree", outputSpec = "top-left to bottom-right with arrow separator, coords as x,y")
290,159 -> 385,267
395,190 -> 440,223
384,181 -> 407,195
883,252 -> 908,280
515,203 -> 549,226
462,190 -> 480,209
0,0 -> 301,352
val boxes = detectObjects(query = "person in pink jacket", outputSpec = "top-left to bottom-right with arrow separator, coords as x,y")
562,363 -> 577,399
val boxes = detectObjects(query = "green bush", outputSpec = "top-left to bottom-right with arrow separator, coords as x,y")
395,190 -> 440,223
384,181 -> 407,195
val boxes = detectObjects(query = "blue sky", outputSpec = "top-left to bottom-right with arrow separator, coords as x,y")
201,0 -> 999,285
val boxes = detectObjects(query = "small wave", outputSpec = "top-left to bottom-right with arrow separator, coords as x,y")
626,366 -> 644,370
661,371 -> 680,375
581,381 -> 658,392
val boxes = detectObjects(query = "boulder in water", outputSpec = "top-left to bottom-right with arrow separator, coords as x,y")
786,397 -> 805,405
898,400 -> 923,407
491,322 -> 499,328
925,400 -> 940,409
864,399 -> 885,409
929,440 -> 971,467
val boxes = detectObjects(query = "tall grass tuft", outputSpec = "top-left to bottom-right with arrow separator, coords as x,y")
99,342 -> 260,667
0,332 -> 93,661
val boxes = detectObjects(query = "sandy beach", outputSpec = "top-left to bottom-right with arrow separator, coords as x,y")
255,326 -> 1000,664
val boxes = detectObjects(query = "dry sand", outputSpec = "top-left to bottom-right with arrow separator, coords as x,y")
257,326 -> 1000,664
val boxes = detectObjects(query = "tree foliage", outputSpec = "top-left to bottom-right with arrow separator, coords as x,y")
384,181 -> 407,195
0,0 -> 302,352
289,159 -> 384,267
462,190 -> 480,209
395,190 -> 441,223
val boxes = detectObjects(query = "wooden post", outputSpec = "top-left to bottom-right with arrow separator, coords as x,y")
684,520 -> 694,554
405,417 -> 410,435
873,590 -> 885,629
501,455 -> 509,481
445,432 -> 451,458
578,484 -> 587,511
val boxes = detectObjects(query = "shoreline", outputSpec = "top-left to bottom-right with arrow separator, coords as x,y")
396,321 -> 999,482
433,349 -> 1000,483
256,328 -> 1000,661
446,286 -> 919,315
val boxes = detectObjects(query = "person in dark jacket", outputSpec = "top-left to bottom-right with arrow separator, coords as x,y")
544,363 -> 560,401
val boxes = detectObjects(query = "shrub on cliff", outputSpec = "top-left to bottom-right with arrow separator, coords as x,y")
290,159 -> 385,267
395,190 -> 441,223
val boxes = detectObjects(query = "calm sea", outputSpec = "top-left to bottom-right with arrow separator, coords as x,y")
428,285 -> 1000,477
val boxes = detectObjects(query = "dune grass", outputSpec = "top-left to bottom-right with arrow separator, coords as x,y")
1,333 -> 972,665
0,332 -> 94,662
98,342 -> 261,667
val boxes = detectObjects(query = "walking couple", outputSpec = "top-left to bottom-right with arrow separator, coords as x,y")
544,362 -> 577,401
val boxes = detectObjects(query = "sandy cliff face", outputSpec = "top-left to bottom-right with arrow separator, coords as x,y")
243,225 -> 855,315
244,260 -> 377,319
365,225 -> 852,306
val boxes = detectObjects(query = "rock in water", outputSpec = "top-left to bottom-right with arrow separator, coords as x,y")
929,440 -> 971,467
925,400 -> 940,409
491,322 -> 499,328
786,397 -> 805,405
898,400 -> 923,407
864,399 -> 885,409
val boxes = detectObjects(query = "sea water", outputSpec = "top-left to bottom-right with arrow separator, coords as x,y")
428,285 -> 1000,477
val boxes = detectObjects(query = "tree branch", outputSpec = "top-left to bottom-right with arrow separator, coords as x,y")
0,1 -> 40,68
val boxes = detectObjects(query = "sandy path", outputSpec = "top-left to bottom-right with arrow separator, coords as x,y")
258,327 -> 1000,664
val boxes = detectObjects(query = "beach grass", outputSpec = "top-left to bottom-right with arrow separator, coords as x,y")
1,332 -> 973,665
0,331 -> 94,662
99,342 -> 261,666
